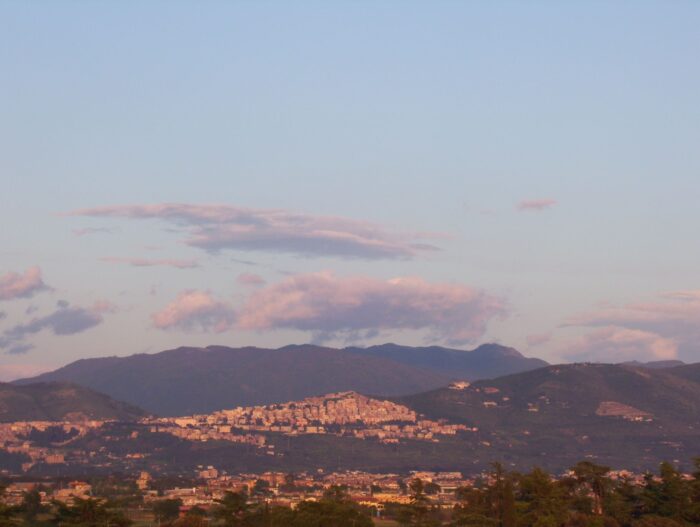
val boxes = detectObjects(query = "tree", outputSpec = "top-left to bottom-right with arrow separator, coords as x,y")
516,467 -> 568,527
322,485 -> 349,503
152,498 -> 183,525
0,485 -> 17,527
484,463 -> 516,527
50,497 -> 132,527
451,485 -> 496,527
641,462 -> 691,522
572,461 -> 612,516
424,482 -> 441,496
279,473 -> 296,493
291,500 -> 373,527
251,480 -> 271,498
398,478 -> 439,527
211,491 -> 249,526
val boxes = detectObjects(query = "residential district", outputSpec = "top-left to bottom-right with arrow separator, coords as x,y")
146,391 -> 474,446
1,463 -> 696,526
0,392 -> 476,473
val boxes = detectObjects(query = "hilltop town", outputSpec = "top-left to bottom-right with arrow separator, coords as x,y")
147,391 -> 473,446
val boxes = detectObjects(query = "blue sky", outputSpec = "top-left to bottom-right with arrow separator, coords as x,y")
1,1 -> 699,378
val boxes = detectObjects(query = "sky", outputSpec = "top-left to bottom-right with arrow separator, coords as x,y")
1,1 -> 700,379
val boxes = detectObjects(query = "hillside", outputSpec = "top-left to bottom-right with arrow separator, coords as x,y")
0,382 -> 147,422
344,343 -> 548,379
9,362 -> 700,476
397,363 -> 700,470
16,345 -> 455,416
665,362 -> 700,384
623,360 -> 686,369
5,362 -> 700,475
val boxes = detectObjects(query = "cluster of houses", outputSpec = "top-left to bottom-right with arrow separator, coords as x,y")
0,421 -> 105,472
147,391 -> 475,445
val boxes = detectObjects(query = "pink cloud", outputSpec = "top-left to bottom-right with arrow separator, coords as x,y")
151,290 -> 235,332
566,291 -> 700,337
0,267 -> 50,301
100,256 -> 199,269
237,273 -> 266,287
236,272 -> 507,345
517,198 -> 557,211
66,203 -> 441,260
562,326 -> 678,363
564,289 -> 700,360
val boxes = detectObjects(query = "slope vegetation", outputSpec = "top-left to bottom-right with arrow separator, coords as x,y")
0,382 -> 147,422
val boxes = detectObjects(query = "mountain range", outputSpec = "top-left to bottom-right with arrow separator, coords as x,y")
16,343 -> 547,416
2,348 -> 700,473
6,361 -> 700,475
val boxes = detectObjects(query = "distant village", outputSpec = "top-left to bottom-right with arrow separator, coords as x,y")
0,392 -> 475,476
146,391 -> 475,446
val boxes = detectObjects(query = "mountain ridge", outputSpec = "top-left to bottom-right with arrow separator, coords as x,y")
344,342 -> 548,379
14,343 -> 547,416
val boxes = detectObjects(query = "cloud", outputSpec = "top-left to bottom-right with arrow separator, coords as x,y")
235,272 -> 507,345
6,343 -> 34,355
0,266 -> 49,301
563,326 -> 678,363
66,203 -> 441,260
151,273 -> 506,344
563,289 -> 700,361
0,301 -> 112,354
72,227 -> 114,237
517,198 -> 557,211
526,332 -> 552,346
237,273 -> 266,287
100,256 -> 199,269
151,290 -> 236,332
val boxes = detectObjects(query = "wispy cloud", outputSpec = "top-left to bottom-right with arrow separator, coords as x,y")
0,267 -> 50,301
100,256 -> 199,269
526,332 -> 552,346
6,343 -> 34,355
237,273 -> 266,287
66,203 -> 442,260
72,227 -> 114,237
517,198 -> 557,211
0,301 -> 115,354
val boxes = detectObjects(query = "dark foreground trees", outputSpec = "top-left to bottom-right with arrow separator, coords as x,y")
441,460 -> 700,527
205,486 -> 373,527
